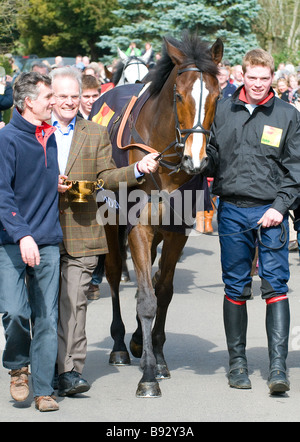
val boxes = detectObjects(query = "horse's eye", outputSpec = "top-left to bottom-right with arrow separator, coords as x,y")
176,93 -> 183,103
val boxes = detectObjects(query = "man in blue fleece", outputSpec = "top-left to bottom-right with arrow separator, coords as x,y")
0,72 -> 62,412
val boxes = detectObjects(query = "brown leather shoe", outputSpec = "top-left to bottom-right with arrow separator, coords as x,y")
35,395 -> 59,412
9,367 -> 29,402
86,283 -> 100,300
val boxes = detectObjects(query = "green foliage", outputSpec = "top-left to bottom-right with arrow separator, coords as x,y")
0,0 -> 20,53
0,0 -> 298,67
16,0 -> 119,59
273,50 -> 300,69
0,56 -> 12,76
254,0 -> 300,66
97,0 -> 261,64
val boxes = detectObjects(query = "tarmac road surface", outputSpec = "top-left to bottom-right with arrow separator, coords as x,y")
1,216 -> 300,423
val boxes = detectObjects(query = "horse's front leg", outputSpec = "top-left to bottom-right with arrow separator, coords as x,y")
128,224 -> 161,398
130,229 -> 164,358
152,231 -> 188,380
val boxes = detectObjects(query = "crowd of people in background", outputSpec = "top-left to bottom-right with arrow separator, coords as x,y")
217,57 -> 300,108
1,42 -> 300,127
0,42 -> 161,127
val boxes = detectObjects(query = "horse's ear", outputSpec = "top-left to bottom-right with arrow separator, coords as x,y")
210,38 -> 224,65
140,48 -> 152,65
164,37 -> 186,66
117,47 -> 129,62
104,66 -> 113,81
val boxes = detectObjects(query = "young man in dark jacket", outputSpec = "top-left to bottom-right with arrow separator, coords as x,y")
0,72 -> 62,412
204,49 -> 300,395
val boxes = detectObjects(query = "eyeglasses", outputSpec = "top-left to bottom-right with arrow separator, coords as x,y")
54,94 -> 80,104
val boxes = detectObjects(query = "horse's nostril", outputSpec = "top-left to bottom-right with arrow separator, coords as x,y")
182,155 -> 192,163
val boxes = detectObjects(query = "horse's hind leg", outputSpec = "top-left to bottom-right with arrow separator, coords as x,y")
152,231 -> 189,380
119,224 -> 130,282
104,223 -> 130,366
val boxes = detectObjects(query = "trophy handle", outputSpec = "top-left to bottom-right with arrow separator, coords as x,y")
96,179 -> 104,189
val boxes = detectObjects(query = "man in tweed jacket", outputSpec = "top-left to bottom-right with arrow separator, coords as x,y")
51,67 -> 158,397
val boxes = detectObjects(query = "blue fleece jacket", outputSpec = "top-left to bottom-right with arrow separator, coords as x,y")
0,108 -> 63,245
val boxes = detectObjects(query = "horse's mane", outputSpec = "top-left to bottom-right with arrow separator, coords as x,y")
148,32 -> 219,97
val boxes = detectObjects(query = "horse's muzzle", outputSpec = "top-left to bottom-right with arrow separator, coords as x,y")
181,155 -> 208,175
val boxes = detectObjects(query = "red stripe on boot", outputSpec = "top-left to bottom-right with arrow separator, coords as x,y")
225,295 -> 246,306
266,295 -> 287,305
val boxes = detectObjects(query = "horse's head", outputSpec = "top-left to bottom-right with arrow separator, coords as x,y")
115,48 -> 151,85
164,35 -> 223,175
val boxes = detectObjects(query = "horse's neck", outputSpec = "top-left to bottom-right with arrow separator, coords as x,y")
139,71 -> 176,143
135,71 -> 191,193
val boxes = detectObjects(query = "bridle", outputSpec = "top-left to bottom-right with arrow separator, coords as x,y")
156,67 -> 213,174
174,68 -> 211,155
121,57 -> 148,84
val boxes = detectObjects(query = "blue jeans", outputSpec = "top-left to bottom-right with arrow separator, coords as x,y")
91,254 -> 105,285
0,244 -> 60,397
218,201 -> 289,301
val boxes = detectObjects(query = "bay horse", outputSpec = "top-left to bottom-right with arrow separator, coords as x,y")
100,33 -> 223,397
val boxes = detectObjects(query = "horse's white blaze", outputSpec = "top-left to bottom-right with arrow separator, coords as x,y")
190,78 -> 209,169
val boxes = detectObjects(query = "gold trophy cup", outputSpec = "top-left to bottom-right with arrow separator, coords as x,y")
64,179 -> 104,203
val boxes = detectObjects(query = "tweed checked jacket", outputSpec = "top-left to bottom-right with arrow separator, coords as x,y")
59,116 -> 141,257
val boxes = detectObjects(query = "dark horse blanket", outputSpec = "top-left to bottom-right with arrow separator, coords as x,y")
90,83 -> 147,167
89,84 -> 211,234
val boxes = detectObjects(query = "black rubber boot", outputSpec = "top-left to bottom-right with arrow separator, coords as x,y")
223,296 -> 251,389
266,298 -> 290,395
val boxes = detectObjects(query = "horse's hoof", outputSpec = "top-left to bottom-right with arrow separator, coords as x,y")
136,382 -> 161,398
130,339 -> 143,359
121,272 -> 130,282
109,351 -> 131,366
156,364 -> 171,380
